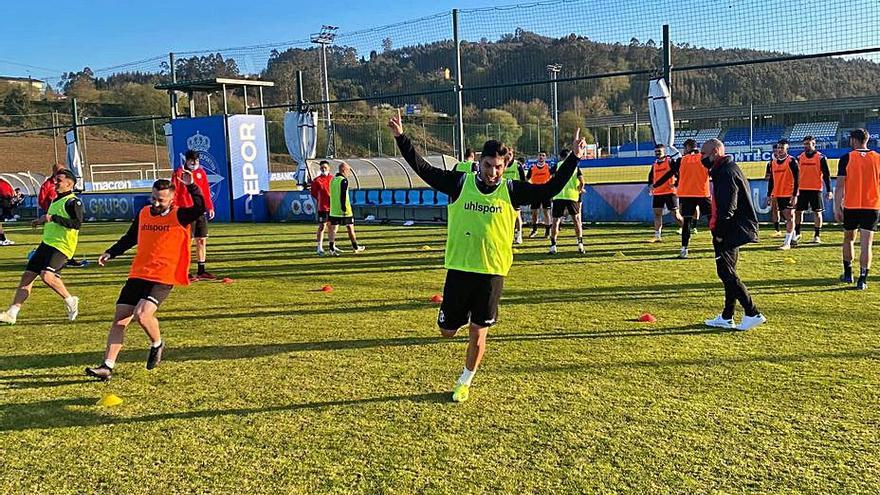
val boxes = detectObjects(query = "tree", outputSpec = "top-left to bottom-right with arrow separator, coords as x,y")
382,37 -> 393,53
116,83 -> 168,116
3,87 -> 31,126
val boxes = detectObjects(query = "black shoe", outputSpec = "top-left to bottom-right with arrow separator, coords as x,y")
85,365 -> 112,381
856,278 -> 868,290
840,273 -> 854,284
146,342 -> 164,370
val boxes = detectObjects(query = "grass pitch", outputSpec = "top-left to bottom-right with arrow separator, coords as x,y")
0,221 -> 878,494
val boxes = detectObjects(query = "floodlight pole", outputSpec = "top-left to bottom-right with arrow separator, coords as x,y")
169,52 -> 178,118
312,26 -> 337,159
547,63 -> 561,157
662,25 -> 672,89
452,9 -> 465,161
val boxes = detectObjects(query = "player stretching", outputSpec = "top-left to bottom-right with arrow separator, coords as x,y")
795,136 -> 833,244
85,173 -> 204,380
390,114 -> 583,402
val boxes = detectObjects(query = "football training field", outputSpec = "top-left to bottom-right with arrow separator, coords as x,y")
1,222 -> 878,493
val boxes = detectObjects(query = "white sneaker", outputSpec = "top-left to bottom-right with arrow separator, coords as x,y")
577,243 -> 585,254
549,245 -> 557,255
514,232 -> 523,245
679,247 -> 688,259
778,244 -> 791,251
329,249 -> 342,257
0,239 -> 13,246
0,311 -> 16,325
317,248 -> 325,256
812,236 -> 822,244
353,246 -> 366,253
66,296 -> 79,321
736,314 -> 767,331
704,314 -> 735,329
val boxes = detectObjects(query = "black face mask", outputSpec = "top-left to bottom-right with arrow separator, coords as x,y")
701,156 -> 713,168
150,201 -> 171,215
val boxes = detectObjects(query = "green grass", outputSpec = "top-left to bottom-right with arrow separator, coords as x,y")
0,221 -> 878,494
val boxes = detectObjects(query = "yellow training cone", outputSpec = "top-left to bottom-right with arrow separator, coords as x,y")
97,394 -> 123,407
613,251 -> 626,258
784,257 -> 797,264
420,245 -> 433,251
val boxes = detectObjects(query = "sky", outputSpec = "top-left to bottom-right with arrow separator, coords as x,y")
1,0 -> 515,83
3,0 -> 877,86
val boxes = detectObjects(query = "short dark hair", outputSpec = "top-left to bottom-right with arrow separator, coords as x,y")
184,150 -> 199,161
777,139 -> 789,147
464,147 -> 475,158
683,138 -> 697,148
558,149 -> 570,160
850,128 -> 869,143
319,160 -> 330,166
153,179 -> 175,191
55,169 -> 76,182
480,140 -> 509,159
655,143 -> 666,149
538,150 -> 547,155
802,135 -> 815,142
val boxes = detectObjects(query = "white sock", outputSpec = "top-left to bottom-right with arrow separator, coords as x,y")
64,296 -> 77,305
783,232 -> 793,245
655,230 -> 661,238
457,367 -> 476,386
103,359 -> 115,369
7,305 -> 20,318
151,340 -> 163,348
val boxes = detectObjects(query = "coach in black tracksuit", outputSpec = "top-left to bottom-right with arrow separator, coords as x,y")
702,138 -> 767,331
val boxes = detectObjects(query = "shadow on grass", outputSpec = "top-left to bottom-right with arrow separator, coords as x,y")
0,391 -> 450,432
0,325 -> 727,372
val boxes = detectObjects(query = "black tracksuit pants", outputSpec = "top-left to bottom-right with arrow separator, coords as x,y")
713,239 -> 759,320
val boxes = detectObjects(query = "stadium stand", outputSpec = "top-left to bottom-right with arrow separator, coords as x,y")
866,119 -> 880,141
720,126 -> 784,146
786,121 -> 839,143
694,128 -> 722,143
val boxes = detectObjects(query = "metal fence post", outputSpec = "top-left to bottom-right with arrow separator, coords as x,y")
452,9 -> 465,161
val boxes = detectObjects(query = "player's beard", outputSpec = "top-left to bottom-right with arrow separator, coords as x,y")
150,202 -> 171,215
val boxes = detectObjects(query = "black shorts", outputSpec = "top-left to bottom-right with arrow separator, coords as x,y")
679,197 -> 711,218
530,198 -> 552,210
329,215 -> 354,226
438,269 -> 504,330
552,199 -> 580,219
190,214 -> 209,238
25,243 -> 68,275
843,209 -> 880,232
317,211 -> 330,223
652,194 -> 678,211
796,191 -> 823,212
116,278 -> 174,307
774,197 -> 794,210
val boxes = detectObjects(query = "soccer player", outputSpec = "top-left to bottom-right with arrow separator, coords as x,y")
310,160 -> 333,255
795,136 -> 833,244
389,114 -> 584,402
549,148 -> 585,254
38,164 -> 87,267
454,148 -> 478,173
502,148 -> 527,244
85,172 -> 204,381
648,143 -> 683,242
833,128 -> 880,291
765,139 -> 799,250
701,138 -> 766,331
328,162 -> 365,256
526,151 -> 553,238
0,169 -> 81,325
0,223 -> 13,246
172,150 -> 216,280
676,139 -> 711,258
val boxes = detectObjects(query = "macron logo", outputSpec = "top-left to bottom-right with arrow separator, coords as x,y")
463,201 -> 502,214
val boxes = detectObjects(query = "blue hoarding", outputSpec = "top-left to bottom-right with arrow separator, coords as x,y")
170,115 -> 231,222
227,114 -> 270,221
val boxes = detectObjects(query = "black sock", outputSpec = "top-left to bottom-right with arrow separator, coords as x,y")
197,261 -> 206,275
844,261 -> 853,277
551,239 -> 557,246
814,226 -> 821,237
795,224 -> 801,236
0,233 -> 5,241
682,218 -> 692,248
530,223 -> 537,231
577,237 -> 583,244
351,241 -> 359,249
860,268 -> 869,279
329,242 -> 336,251
774,221 -> 780,232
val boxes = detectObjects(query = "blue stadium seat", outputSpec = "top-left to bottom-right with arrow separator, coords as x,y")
364,189 -> 377,205
407,190 -> 420,205
352,190 -> 367,205
423,189 -> 436,205
436,192 -> 449,205
380,190 -> 393,205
